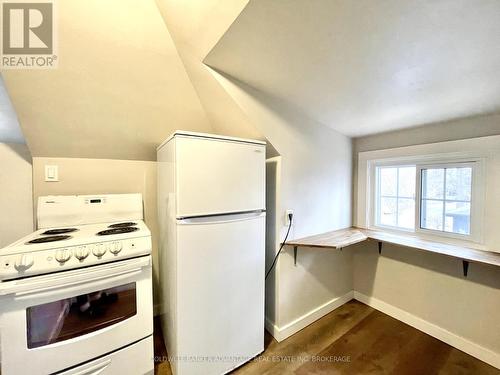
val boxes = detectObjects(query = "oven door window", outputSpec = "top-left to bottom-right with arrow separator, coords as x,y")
26,282 -> 137,349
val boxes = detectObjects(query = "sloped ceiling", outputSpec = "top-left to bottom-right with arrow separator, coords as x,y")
155,0 -> 249,59
154,0 -> 267,143
205,0 -> 500,137
0,77 -> 24,144
1,0 -> 212,161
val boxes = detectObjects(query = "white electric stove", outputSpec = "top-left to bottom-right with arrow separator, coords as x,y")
0,194 -> 154,375
0,220 -> 151,281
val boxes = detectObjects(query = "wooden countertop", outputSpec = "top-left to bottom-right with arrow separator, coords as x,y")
285,227 -> 500,268
285,227 -> 367,249
361,229 -> 500,268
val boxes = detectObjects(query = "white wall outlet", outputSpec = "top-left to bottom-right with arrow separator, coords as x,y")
45,165 -> 59,182
285,210 -> 294,226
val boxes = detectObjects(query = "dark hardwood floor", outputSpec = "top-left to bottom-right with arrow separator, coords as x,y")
154,300 -> 499,375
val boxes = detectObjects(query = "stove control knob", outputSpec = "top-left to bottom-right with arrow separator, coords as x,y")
55,249 -> 72,264
109,242 -> 123,255
74,246 -> 90,261
14,254 -> 34,272
92,244 -> 106,258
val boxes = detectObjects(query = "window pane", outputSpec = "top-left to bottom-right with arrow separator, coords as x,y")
376,166 -> 416,229
421,199 -> 443,231
422,168 -> 444,199
398,198 -> 415,229
446,167 -> 472,201
398,167 -> 416,198
380,168 -> 397,196
445,202 -> 471,235
380,197 -> 397,226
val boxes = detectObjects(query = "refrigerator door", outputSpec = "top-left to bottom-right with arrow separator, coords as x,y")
176,212 -> 265,375
176,135 -> 265,218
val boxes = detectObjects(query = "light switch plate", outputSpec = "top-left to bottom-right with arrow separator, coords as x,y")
45,165 -> 59,182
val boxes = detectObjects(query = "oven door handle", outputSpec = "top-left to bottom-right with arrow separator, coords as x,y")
60,358 -> 112,375
0,256 -> 151,297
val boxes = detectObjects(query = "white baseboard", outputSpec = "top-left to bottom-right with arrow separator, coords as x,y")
265,291 -> 354,342
353,291 -> 500,370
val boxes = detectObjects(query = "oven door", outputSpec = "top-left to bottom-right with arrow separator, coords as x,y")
0,255 -> 153,375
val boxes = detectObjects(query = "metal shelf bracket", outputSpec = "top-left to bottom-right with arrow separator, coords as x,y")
462,260 -> 469,277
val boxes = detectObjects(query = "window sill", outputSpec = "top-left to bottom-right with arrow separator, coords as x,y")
369,225 -> 483,250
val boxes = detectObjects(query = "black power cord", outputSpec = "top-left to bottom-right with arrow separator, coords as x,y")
265,213 -> 293,280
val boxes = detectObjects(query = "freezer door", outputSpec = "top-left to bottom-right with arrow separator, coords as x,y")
176,212 -> 265,375
176,136 -> 265,218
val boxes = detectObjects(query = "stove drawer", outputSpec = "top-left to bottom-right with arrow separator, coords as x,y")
58,335 -> 153,375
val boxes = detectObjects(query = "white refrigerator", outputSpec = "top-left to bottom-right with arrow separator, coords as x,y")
157,131 -> 266,375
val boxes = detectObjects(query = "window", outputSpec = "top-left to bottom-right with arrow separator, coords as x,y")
372,158 -> 483,242
375,166 -> 416,230
419,165 -> 472,235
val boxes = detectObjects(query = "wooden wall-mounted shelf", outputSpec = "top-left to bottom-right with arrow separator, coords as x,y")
285,228 -> 367,266
285,228 -> 367,249
284,227 -> 500,276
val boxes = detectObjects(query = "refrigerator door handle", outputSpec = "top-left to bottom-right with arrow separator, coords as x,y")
177,210 -> 265,225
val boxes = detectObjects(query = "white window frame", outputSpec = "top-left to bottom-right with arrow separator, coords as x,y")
368,153 -> 485,245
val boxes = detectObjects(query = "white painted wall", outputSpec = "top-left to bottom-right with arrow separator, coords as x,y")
0,78 -> 24,144
353,135 -> 500,367
264,157 -> 281,326
211,72 -> 354,337
0,143 -> 33,247
31,157 -> 160,308
353,112 -> 500,153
